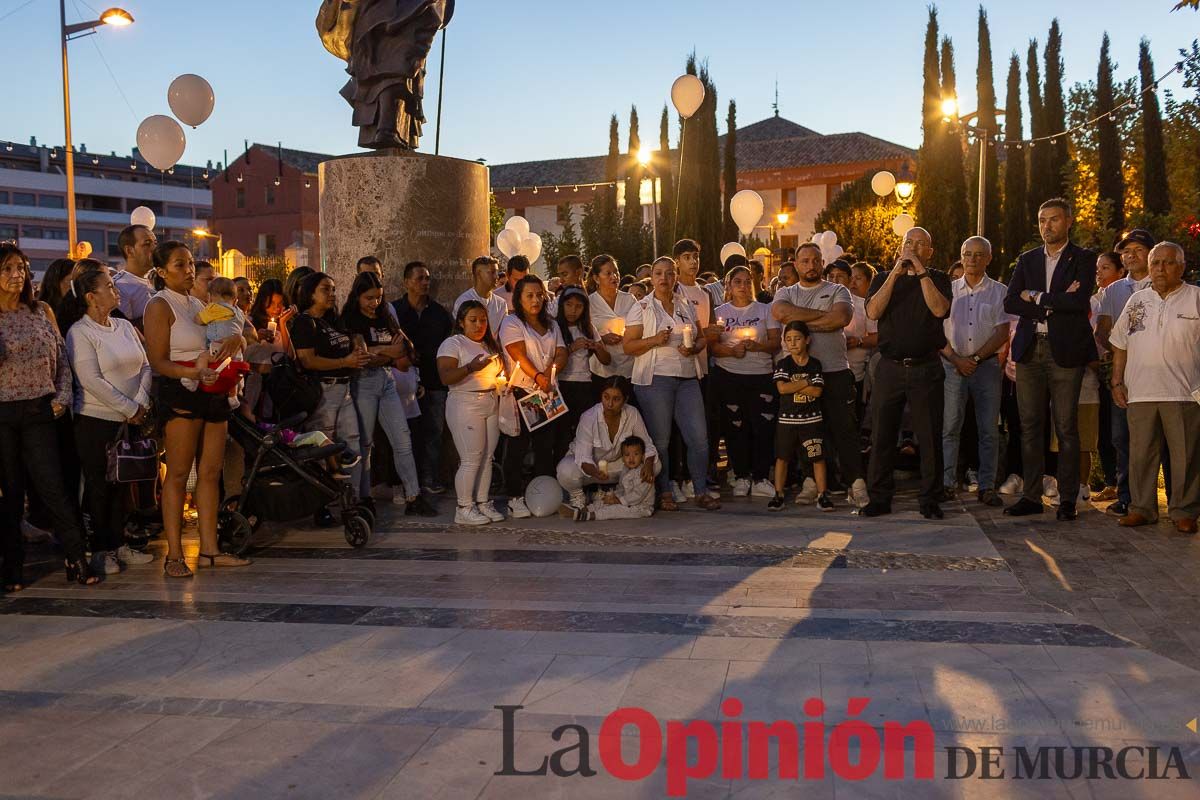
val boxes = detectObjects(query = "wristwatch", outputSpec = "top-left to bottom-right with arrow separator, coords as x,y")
970,354 -> 981,364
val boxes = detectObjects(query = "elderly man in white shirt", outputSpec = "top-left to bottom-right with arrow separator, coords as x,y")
1109,242 -> 1200,534
939,237 -> 1012,506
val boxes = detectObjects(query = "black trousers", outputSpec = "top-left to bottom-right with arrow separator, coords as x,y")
868,357 -> 944,505
503,389 -> 558,498
553,380 -> 596,464
25,410 -> 81,531
819,370 -> 864,486
74,415 -> 131,552
0,396 -> 89,581
1015,339 -> 1085,503
711,367 -> 777,482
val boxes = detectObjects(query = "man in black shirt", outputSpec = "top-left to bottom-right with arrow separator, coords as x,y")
393,261 -> 453,494
863,227 -> 953,519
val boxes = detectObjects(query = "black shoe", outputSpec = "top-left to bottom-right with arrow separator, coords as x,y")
767,495 -> 785,512
920,502 -> 944,520
1105,501 -> 1129,517
816,492 -> 835,512
1056,501 -> 1078,521
977,489 -> 1004,507
406,496 -> 438,517
313,507 -> 336,528
939,486 -> 958,502
1004,498 -> 1044,516
862,501 -> 892,517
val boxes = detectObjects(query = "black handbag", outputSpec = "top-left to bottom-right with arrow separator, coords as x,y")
106,423 -> 158,483
265,351 -> 321,421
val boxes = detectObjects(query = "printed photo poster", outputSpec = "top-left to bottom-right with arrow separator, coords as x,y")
518,385 -> 568,432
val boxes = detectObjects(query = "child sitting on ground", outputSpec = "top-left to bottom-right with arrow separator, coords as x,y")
182,276 -> 245,405
563,436 -> 656,521
770,321 -> 834,512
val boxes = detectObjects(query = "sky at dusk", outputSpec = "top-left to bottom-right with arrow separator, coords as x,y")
3,0 -> 1196,171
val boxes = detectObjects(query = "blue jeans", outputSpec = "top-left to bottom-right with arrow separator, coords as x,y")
352,368 -> 420,500
306,381 -> 362,499
417,388 -> 447,488
635,375 -> 709,495
942,357 -> 1002,490
1111,403 -> 1131,505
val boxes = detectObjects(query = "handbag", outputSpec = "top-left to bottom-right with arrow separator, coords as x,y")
106,423 -> 158,483
264,351 -> 321,421
498,391 -> 520,437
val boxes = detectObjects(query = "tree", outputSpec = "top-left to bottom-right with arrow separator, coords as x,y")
1095,33 -> 1126,231
581,115 -> 622,261
488,192 -> 505,239
813,172 -> 905,266
675,54 -> 723,270
1043,20 -> 1071,198
623,106 -> 642,231
657,104 -> 675,258
541,206 -> 584,269
1140,38 -> 1172,215
722,99 -> 739,248
939,35 -> 969,260
1026,40 -> 1053,221
1002,53 -> 1030,267
972,7 -> 1001,252
915,9 -> 957,266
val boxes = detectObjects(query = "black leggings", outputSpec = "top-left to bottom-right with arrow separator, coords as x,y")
711,367 -> 777,481
553,380 -> 595,464
503,389 -> 558,498
74,415 -> 132,553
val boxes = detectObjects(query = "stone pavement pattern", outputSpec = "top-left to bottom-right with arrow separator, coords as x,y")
2,490 -> 1198,799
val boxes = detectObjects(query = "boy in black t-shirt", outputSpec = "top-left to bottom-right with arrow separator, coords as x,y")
770,321 -> 833,511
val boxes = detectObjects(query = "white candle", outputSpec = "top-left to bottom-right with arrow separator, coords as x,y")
214,356 -> 232,373
549,364 -> 557,387
607,318 -> 626,337
266,318 -> 277,334
681,324 -> 694,349
495,372 -> 508,394
597,459 -> 608,474
716,317 -> 726,328
739,327 -> 757,341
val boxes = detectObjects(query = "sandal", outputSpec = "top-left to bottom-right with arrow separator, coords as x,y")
64,558 -> 101,586
163,557 -> 193,579
196,552 -> 251,568
659,493 -> 679,512
694,495 -> 721,511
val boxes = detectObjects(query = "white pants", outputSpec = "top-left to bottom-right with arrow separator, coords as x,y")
588,501 -> 654,520
446,390 -> 500,507
556,455 -> 661,494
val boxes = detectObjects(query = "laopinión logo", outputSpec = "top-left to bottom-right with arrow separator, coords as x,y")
495,699 -> 1190,796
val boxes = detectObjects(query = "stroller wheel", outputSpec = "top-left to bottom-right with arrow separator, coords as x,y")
352,504 -> 375,531
344,515 -> 371,548
222,495 -> 261,533
218,510 -> 254,557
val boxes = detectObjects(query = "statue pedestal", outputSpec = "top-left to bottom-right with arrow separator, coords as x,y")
318,151 -> 489,304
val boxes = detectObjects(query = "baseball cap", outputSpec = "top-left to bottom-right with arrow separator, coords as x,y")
1116,229 -> 1155,251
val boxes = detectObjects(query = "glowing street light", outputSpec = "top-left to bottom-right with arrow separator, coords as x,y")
192,228 -> 225,270
98,7 -> 134,26
894,181 -> 915,204
776,212 -> 790,226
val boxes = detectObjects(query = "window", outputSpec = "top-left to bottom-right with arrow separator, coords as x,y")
556,203 -> 571,225
236,188 -> 245,209
77,194 -> 121,212
107,230 -> 121,257
21,226 -> 42,238
265,185 -> 275,206
781,234 -> 799,252
259,233 -> 277,255
781,188 -> 797,214
167,205 -> 194,219
38,194 -> 65,209
43,228 -> 69,240
78,228 -> 105,253
513,207 -> 525,218
0,191 -> 8,204
13,192 -> 35,206
0,225 -> 16,240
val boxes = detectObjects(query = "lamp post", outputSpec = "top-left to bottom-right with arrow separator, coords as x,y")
637,146 -> 659,260
60,4 -> 134,254
941,97 -> 1005,237
192,228 -> 224,273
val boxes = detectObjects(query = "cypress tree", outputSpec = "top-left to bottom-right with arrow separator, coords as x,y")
940,36 -> 969,261
624,106 -> 642,229
1042,20 -> 1071,198
973,7 -> 1001,252
1026,40 -> 1052,223
676,54 -> 723,270
1002,53 -> 1029,265
722,99 -> 739,248
658,104 -> 674,258
915,8 -> 944,256
1139,38 -> 1171,215
1096,33 -> 1125,231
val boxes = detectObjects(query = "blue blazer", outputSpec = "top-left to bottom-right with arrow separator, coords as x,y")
1003,242 -> 1098,368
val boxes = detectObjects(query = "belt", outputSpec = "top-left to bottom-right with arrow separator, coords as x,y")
319,377 -> 350,385
1035,331 -> 1050,340
884,353 -> 937,367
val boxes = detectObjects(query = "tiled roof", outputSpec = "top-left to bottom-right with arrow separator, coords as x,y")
251,143 -> 332,174
489,154 -> 609,190
719,115 -> 819,144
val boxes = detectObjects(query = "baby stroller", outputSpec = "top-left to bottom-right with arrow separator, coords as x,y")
217,413 -> 374,555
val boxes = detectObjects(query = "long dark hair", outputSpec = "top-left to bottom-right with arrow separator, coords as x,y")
511,274 -> 552,329
150,240 -> 190,291
341,271 -> 399,335
56,267 -> 109,335
36,258 -> 76,314
0,242 -> 36,311
249,278 -> 284,330
454,299 -> 501,354
283,266 -> 315,306
295,271 -> 337,322
555,287 -> 595,346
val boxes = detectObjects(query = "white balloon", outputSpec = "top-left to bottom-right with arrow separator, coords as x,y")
870,170 -> 897,197
892,213 -> 916,236
167,74 -> 215,128
496,228 -> 521,258
130,206 -> 156,230
505,215 -> 530,238
828,244 -> 845,261
729,190 -> 764,236
671,74 -> 706,119
519,232 -> 543,264
823,231 -> 838,248
136,115 -> 186,171
525,475 -> 563,517
719,242 -> 747,267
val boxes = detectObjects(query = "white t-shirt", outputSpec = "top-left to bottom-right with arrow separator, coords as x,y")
845,294 -> 877,383
712,300 -> 779,375
498,316 -> 565,392
589,290 -> 635,379
675,282 -> 712,377
453,287 -> 509,336
1109,283 -> 1200,403
113,270 -> 154,323
771,281 -> 853,373
561,324 -> 595,382
436,334 -> 503,393
625,293 -> 699,382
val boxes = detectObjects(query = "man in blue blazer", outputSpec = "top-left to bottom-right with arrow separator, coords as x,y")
1002,198 -> 1098,521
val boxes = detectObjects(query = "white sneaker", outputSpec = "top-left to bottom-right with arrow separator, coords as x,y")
726,472 -> 739,488
965,469 -> 980,493
392,489 -> 408,506
477,501 -> 506,522
508,496 -> 532,519
1042,475 -> 1059,498
567,490 -> 587,509
704,484 -> 721,500
731,478 -> 751,497
998,474 -> 1023,495
1078,486 -> 1091,504
751,480 -> 777,498
794,477 -> 818,505
849,478 -> 870,509
681,481 -> 696,499
454,505 -> 490,526
92,551 -> 121,575
117,545 -> 154,565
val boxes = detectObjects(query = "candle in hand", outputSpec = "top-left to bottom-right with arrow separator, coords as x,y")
681,324 -> 694,349
597,459 -> 608,475
716,317 -> 726,328
739,327 -> 757,341
495,372 -> 508,394
607,318 -> 626,337
267,318 -> 278,334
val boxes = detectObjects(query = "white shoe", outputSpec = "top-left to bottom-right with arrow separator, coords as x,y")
671,481 -> 691,502
704,485 -> 721,500
117,545 -> 154,565
477,501 -> 506,522
726,472 -> 739,488
794,477 -> 818,505
681,481 -> 696,499
965,469 -> 979,493
1042,475 -> 1059,498
454,505 -> 490,526
731,478 -> 751,497
567,490 -> 587,509
392,490 -> 408,506
849,478 -> 870,509
508,496 -> 532,519
998,474 -> 1023,495
751,480 -> 777,498
1078,486 -> 1091,503
92,551 -> 122,575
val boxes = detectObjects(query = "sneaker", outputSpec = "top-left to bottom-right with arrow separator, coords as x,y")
477,501 -> 506,522
567,490 -> 587,509
1092,486 -> 1118,502
1105,501 -> 1129,517
965,469 -> 980,493
116,545 -> 154,566
816,492 -> 835,512
454,505 -> 490,526
751,480 -> 777,498
998,474 -> 1023,495
421,483 -> 447,495
940,485 -> 958,502
405,496 -> 438,517
1077,486 -> 1091,503
508,496 -> 531,519
848,478 -> 870,509
704,485 -> 722,500
767,495 -> 785,512
392,490 -> 409,506
1042,475 -> 1059,498
731,478 -> 751,497
794,477 -> 818,505
680,481 -> 696,499
92,550 -> 122,575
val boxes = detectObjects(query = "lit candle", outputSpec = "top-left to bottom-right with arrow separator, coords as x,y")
267,317 -> 278,334
549,364 -> 557,386
716,316 -> 726,328
495,372 -> 508,394
739,327 -> 757,341
607,318 -> 626,337
597,459 -> 608,475
214,356 -> 232,373
681,324 -> 694,349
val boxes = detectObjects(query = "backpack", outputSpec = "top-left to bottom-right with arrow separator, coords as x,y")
264,351 -> 321,421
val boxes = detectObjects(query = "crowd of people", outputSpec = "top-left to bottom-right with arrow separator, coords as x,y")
1,193 -> 1196,589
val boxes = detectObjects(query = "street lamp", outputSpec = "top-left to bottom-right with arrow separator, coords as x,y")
637,146 -> 660,259
942,95 -> 1005,237
61,3 -> 135,254
193,228 -> 224,272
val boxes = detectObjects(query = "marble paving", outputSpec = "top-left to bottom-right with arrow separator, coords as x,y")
2,490 -> 1199,799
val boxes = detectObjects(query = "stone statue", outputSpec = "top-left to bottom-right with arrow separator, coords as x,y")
316,0 -> 454,150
